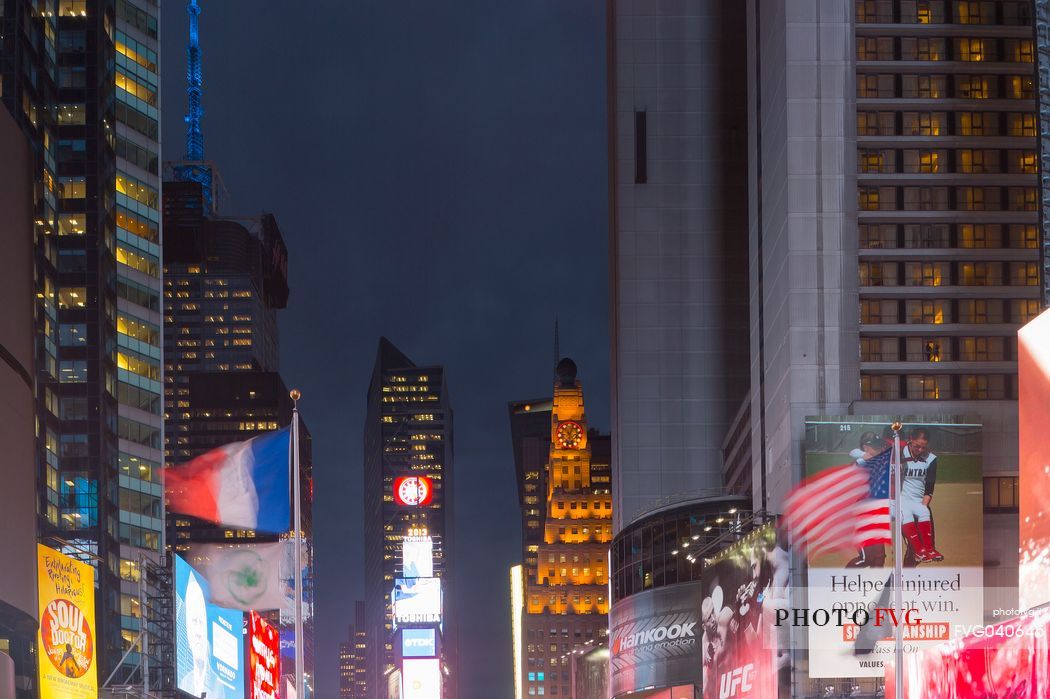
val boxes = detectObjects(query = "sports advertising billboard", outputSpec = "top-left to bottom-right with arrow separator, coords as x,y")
401,628 -> 437,658
803,417 -> 983,678
176,554 -> 245,699
393,476 -> 433,506
393,578 -> 442,624
1019,308 -> 1050,611
402,536 -> 434,578
401,658 -> 441,699
249,611 -> 281,699
700,523 -> 789,699
36,545 -> 97,699
609,581 -> 702,696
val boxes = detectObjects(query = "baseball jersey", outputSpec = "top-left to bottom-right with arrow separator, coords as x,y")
901,445 -> 937,500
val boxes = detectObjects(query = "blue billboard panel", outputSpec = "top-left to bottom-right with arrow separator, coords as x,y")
402,628 -> 437,658
175,555 -> 245,699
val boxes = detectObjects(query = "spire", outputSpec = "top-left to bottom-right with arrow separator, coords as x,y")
184,0 -> 204,161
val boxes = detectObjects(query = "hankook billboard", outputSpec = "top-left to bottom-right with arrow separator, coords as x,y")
609,581 -> 702,697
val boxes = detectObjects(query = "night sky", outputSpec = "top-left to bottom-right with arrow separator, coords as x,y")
159,3 -> 609,697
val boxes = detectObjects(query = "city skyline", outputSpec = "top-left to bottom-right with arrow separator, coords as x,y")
158,2 -> 610,696
1,1 -> 1042,698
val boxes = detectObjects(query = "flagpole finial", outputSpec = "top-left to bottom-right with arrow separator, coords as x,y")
290,389 -> 301,405
891,421 -> 903,433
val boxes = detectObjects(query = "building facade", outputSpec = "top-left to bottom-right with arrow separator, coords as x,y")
743,1 -> 1040,695
0,95 -> 41,699
0,0 -> 166,685
746,0 -> 1037,533
339,601 -> 370,699
510,359 -> 612,699
363,338 -> 456,698
607,0 -> 752,532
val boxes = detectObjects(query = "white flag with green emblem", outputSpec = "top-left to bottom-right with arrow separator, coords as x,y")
188,542 -> 288,611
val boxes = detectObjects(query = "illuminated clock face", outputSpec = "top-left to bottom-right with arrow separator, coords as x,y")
556,421 -> 584,449
395,476 -> 433,506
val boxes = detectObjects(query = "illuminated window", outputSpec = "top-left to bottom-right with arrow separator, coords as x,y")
861,300 -> 898,324
1007,187 -> 1039,212
901,37 -> 945,60
902,151 -> 943,174
861,337 -> 899,361
902,112 -> 945,136
905,375 -> 948,399
905,300 -> 950,324
856,0 -> 893,22
1007,225 -> 1038,249
906,262 -> 948,286
958,262 -> 1001,286
902,74 -> 945,98
58,287 -> 87,309
984,477 -> 1019,513
857,111 -> 895,135
956,75 -> 992,99
959,337 -> 1005,361
958,300 -> 1003,323
857,74 -> 894,98
960,374 -> 1006,399
1007,113 -> 1038,136
1007,76 -> 1035,100
954,1 -> 993,24
959,224 -> 999,248
1008,262 -> 1039,287
955,38 -> 988,61
1008,151 -> 1038,175
1012,300 -> 1041,324
957,149 -> 998,174
860,375 -> 901,400
1005,39 -> 1034,63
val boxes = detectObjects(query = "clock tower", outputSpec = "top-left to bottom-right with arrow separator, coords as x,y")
518,358 -> 612,698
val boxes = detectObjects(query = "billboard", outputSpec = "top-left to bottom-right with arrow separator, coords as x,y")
403,536 -> 434,578
176,554 -> 245,699
885,608 -> 1050,698
803,417 -> 984,678
700,524 -> 789,699
393,476 -> 433,506
1019,308 -> 1050,610
393,578 -> 442,625
402,628 -> 437,658
249,611 -> 281,699
37,544 -> 97,699
401,658 -> 441,699
609,581 -> 702,697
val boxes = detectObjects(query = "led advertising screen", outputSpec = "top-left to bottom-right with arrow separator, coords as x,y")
401,658 -> 441,699
1019,308 -> 1050,611
402,536 -> 434,578
802,417 -> 983,679
393,578 -> 442,625
36,545 -> 97,699
176,554 -> 245,699
249,611 -> 281,699
393,476 -> 433,506
401,628 -> 437,658
700,524 -> 789,699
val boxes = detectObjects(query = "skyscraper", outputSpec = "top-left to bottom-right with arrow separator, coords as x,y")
607,0 -> 752,531
745,0 -> 1038,511
0,0 -> 166,685
0,76 -> 42,699
161,2 -> 313,689
339,601 -> 369,699
363,338 -> 456,698
509,359 -> 612,699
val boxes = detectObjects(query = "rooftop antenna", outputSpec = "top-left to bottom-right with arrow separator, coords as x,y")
554,317 -> 560,377
170,0 -> 220,213
185,0 -> 203,161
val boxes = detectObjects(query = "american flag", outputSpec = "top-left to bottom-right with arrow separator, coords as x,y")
784,447 -> 893,557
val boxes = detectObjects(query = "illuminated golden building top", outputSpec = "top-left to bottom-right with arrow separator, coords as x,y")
527,360 -> 612,617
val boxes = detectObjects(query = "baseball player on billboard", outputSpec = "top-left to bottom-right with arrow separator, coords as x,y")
899,427 -> 943,563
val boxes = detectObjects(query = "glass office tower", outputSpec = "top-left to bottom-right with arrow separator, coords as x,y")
3,0 -> 167,686
363,338 -> 457,698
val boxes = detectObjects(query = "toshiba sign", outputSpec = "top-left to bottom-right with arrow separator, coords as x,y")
609,582 -> 703,698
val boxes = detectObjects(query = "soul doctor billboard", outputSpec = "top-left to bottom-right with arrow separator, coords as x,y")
802,417 -> 984,679
249,611 -> 281,699
700,524 -> 789,699
175,554 -> 245,699
37,544 -> 97,699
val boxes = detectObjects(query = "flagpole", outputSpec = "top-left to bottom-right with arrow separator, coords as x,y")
291,389 -> 305,699
891,421 -> 904,697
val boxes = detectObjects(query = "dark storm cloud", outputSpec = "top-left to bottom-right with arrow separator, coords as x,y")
161,2 -> 608,696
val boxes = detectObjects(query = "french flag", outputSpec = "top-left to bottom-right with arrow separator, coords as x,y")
165,428 -> 291,534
